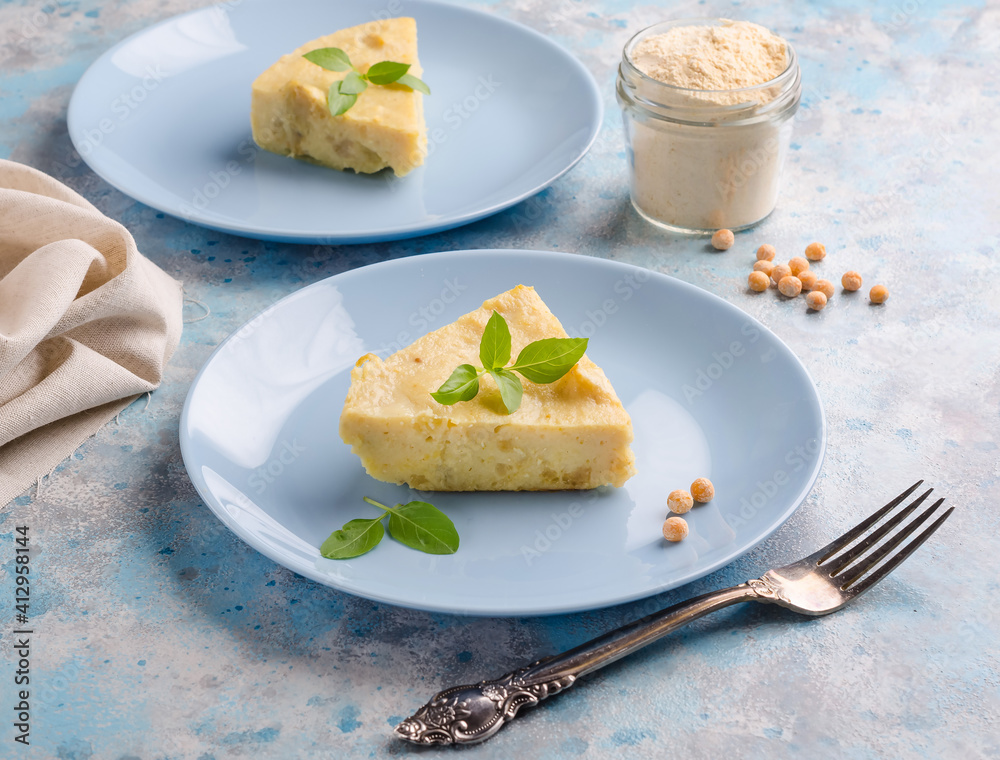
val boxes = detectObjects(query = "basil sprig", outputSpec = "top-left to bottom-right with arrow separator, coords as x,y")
431,311 -> 588,414
320,497 -> 459,559
302,47 -> 431,117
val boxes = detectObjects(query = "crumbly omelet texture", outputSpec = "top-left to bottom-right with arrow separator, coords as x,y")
339,285 -> 637,491
251,18 -> 427,176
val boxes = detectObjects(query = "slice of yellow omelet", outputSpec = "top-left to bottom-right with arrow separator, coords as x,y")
251,18 -> 427,176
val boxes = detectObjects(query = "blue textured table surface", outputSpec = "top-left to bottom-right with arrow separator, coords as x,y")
2,0 -> 998,758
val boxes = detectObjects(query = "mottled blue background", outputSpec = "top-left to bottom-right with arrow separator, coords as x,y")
1,0 -> 998,758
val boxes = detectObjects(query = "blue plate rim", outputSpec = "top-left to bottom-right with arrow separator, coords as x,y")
178,249 -> 827,616
67,0 -> 605,245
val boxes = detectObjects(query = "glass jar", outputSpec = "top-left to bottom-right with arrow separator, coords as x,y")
616,19 -> 801,233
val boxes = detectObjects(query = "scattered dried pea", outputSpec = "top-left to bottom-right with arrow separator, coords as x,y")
691,478 -> 715,503
756,244 -> 777,261
771,263 -> 791,285
842,271 -> 863,291
870,284 -> 889,304
788,256 -> 810,276
814,279 -> 835,298
798,270 -> 818,290
806,291 -> 828,311
778,275 -> 803,298
804,242 -> 826,261
748,271 -> 770,292
737,240 -> 887,317
667,489 -> 694,515
753,259 -> 775,276
712,229 -> 735,250
662,517 -> 689,542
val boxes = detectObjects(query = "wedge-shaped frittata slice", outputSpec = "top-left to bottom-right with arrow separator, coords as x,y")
339,285 -> 637,491
251,17 -> 427,176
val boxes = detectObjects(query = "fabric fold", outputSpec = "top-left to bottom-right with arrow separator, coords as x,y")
0,159 -> 183,507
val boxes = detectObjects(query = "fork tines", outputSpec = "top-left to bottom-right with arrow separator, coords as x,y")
816,480 -> 954,595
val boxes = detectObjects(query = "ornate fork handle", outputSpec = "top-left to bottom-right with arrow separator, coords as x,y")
396,579 -> 781,745
398,482 -> 954,745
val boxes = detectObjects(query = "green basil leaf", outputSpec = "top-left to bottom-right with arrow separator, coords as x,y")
339,71 -> 368,95
303,47 -> 353,72
320,517 -> 384,559
479,311 -> 512,370
431,364 -> 480,405
387,501 -> 459,554
489,368 -> 523,414
366,60 -> 410,84
396,74 -> 431,95
327,84 -> 358,116
510,337 -> 589,384
396,73 -> 430,95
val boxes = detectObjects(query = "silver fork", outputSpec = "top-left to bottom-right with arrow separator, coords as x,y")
395,481 -> 952,745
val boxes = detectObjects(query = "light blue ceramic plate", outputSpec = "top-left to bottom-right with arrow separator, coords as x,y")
67,0 -> 602,244
179,250 -> 826,616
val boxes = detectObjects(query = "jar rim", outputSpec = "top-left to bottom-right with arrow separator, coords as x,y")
621,18 -> 799,103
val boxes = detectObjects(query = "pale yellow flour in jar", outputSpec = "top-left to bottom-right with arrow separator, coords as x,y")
619,19 -> 798,231
632,21 -> 788,105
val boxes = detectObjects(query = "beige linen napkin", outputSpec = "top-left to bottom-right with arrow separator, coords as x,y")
0,159 -> 183,507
